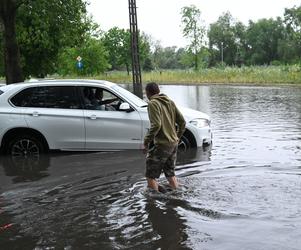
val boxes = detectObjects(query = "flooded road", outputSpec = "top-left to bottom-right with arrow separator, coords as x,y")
1,84 -> 301,249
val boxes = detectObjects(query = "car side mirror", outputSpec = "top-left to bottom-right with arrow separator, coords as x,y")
119,102 -> 133,112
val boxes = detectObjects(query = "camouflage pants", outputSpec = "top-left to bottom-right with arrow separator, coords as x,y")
145,144 -> 178,179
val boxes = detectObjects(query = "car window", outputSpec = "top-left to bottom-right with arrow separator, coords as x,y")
0,90 -> 3,95
10,87 -> 39,107
11,86 -> 81,109
112,85 -> 147,107
81,87 -> 123,111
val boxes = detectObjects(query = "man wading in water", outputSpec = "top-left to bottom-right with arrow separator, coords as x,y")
143,82 -> 186,192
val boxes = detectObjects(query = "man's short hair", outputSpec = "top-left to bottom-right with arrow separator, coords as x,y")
145,82 -> 160,96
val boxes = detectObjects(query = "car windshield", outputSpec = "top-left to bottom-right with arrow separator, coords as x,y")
0,84 -> 15,93
112,85 -> 147,107
0,85 -> 6,95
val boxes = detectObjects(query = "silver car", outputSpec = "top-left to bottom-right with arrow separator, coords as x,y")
0,80 -> 212,156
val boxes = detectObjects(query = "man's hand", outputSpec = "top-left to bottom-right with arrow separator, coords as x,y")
143,143 -> 148,154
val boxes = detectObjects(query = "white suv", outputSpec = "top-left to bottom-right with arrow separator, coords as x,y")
0,80 -> 212,156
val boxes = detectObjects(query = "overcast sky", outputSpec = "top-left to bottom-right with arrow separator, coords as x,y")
87,0 -> 300,47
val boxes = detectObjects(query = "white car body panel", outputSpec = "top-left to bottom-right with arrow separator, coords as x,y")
0,106 -> 27,142
22,107 -> 85,149
179,107 -> 212,147
84,109 -> 143,150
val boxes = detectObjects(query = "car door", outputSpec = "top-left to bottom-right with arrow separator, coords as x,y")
82,87 -> 143,150
16,86 -> 85,150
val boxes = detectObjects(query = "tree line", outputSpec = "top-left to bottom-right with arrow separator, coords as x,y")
1,1 -> 301,84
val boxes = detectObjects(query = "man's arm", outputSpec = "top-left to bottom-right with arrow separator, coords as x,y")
175,105 -> 186,139
100,97 -> 118,105
144,101 -> 161,146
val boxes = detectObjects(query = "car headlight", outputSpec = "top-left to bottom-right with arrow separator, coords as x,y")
189,118 -> 210,128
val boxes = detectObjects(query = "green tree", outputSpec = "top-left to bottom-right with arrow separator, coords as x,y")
233,21 -> 247,66
176,47 -> 190,69
152,46 -> 178,69
151,45 -> 192,70
282,5 -> 301,62
143,57 -> 154,71
102,27 -> 131,73
0,30 -> 5,76
57,37 -> 110,76
17,0 -> 90,78
151,43 -> 164,69
0,0 -> 91,83
181,5 -> 206,70
246,18 -> 285,65
139,32 -> 152,71
208,12 -> 245,66
277,38 -> 299,63
179,48 -> 194,69
102,27 -> 152,74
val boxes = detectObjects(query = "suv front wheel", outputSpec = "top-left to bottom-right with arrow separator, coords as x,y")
178,135 -> 192,152
7,134 -> 46,157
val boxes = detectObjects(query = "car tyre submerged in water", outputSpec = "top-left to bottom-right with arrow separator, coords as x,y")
7,134 -> 46,157
178,135 -> 192,152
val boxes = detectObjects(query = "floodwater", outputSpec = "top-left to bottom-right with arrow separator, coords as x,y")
1,84 -> 301,250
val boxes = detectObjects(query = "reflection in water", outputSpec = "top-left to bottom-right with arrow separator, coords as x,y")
145,197 -> 190,250
0,194 -> 38,249
1,155 -> 50,183
177,145 -> 211,165
1,85 -> 301,249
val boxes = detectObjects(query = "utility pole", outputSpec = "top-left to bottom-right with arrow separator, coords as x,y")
128,0 -> 143,98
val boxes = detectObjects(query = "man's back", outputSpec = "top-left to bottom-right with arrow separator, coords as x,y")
145,93 -> 186,146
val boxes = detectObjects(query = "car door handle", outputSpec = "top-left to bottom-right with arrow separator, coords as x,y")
32,111 -> 39,117
89,115 -> 97,120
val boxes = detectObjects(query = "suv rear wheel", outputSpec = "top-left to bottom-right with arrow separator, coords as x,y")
7,134 -> 46,157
